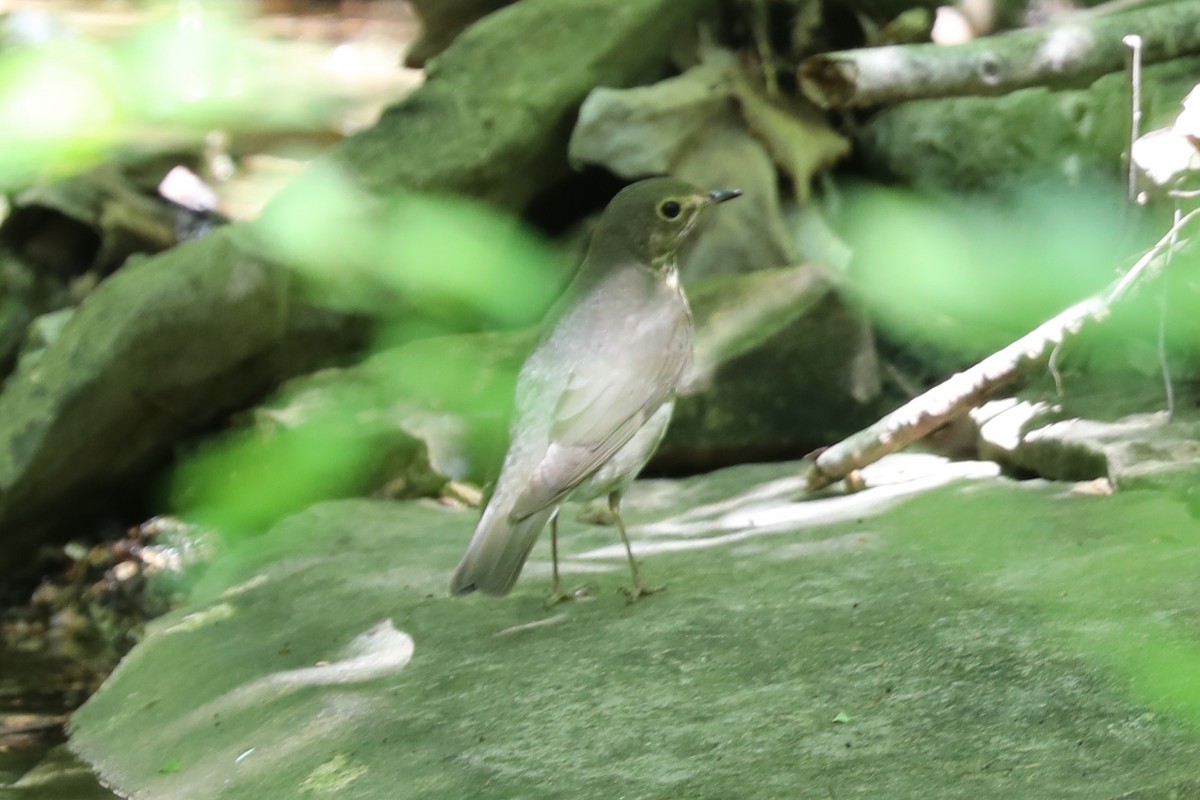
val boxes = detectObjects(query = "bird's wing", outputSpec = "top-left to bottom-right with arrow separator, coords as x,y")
509,331 -> 689,520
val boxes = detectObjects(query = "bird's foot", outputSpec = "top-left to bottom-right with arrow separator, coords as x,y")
545,583 -> 592,608
621,581 -> 665,604
576,500 -> 617,526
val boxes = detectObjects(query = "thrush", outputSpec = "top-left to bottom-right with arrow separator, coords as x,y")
449,177 -> 741,602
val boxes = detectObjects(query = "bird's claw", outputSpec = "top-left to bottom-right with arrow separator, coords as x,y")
621,581 -> 665,604
545,584 -> 592,608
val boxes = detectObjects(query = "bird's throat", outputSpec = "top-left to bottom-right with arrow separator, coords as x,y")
663,264 -> 680,290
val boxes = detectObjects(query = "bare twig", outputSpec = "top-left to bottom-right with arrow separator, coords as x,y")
750,0 -> 779,97
1073,0 -> 1181,23
805,208 -> 1200,491
1125,34 -> 1143,201
1159,205 -> 1182,418
1158,277 -> 1175,418
1123,34 -> 1176,414
1048,340 -> 1065,396
0,714 -> 68,737
798,0 -> 1200,108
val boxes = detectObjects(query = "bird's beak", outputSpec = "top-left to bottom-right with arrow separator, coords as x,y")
707,188 -> 742,205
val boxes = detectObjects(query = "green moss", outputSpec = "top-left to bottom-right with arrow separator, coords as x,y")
862,57 -> 1200,192
331,0 -> 715,211
71,463 -> 1200,798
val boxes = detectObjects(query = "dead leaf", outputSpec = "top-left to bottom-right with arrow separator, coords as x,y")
1172,83 -> 1200,145
1132,82 -> 1200,194
568,49 -> 737,177
1070,477 -> 1113,496
673,112 -> 797,279
733,70 -> 850,202
1132,128 -> 1200,191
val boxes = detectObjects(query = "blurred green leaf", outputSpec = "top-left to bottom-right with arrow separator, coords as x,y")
119,6 -> 259,125
255,163 -> 389,309
172,412 -> 377,536
256,163 -> 564,331
0,2 -> 372,186
0,41 -> 120,186
842,181 -> 1154,361
182,174 -> 561,538
380,192 -> 563,327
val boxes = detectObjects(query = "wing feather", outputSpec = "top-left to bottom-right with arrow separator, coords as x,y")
510,327 -> 689,519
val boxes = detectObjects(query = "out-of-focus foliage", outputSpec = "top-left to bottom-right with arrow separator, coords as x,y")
0,1 -> 565,553
119,6 -> 260,126
257,163 -> 564,335
172,392 -> 414,536
841,180 -> 1158,362
0,2 -> 392,190
177,164 -> 563,539
0,40 -> 121,186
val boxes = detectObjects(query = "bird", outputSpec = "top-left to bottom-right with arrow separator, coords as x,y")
449,177 -> 741,603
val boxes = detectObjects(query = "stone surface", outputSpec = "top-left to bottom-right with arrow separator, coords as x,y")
663,265 -> 883,470
0,253 -> 47,380
332,0 -> 715,212
860,57 -> 1200,192
568,50 -> 738,179
0,226 -> 365,571
673,114 -> 798,280
67,456 -> 1200,799
976,398 -> 1200,495
568,47 -> 849,281
6,746 -> 115,799
403,0 -> 515,68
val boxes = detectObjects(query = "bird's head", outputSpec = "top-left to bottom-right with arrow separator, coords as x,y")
590,177 -> 741,273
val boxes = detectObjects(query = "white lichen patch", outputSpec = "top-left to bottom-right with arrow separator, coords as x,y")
300,753 -> 368,794
225,259 -> 268,300
163,602 -> 236,634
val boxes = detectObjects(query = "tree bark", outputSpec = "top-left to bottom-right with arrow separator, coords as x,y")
799,0 -> 1200,108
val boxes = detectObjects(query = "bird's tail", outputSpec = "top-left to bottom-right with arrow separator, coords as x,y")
449,496 -> 554,597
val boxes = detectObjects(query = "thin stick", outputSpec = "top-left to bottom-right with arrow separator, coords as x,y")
1124,34 -> 1143,202
1048,340 -> 1065,397
549,512 -> 563,594
1159,206 -> 1181,419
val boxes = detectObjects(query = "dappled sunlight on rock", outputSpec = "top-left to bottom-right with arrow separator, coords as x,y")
170,620 -> 413,730
67,469 -> 1200,798
577,454 -> 1000,560
731,530 -> 878,561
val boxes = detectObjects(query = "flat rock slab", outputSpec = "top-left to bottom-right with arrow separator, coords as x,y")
977,400 -> 1200,493
69,456 -> 1200,799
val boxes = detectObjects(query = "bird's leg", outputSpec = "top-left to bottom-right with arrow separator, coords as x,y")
611,491 -> 664,603
545,511 -> 571,607
545,510 -> 591,607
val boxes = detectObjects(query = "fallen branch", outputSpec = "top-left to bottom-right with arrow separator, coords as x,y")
805,207 -> 1200,491
798,0 -> 1200,108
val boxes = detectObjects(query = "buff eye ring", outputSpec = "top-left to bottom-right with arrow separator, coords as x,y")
658,200 -> 682,220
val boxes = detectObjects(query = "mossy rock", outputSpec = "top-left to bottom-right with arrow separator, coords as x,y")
69,457 -> 1200,798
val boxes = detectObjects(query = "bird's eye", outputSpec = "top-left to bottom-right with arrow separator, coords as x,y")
659,200 -> 682,220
